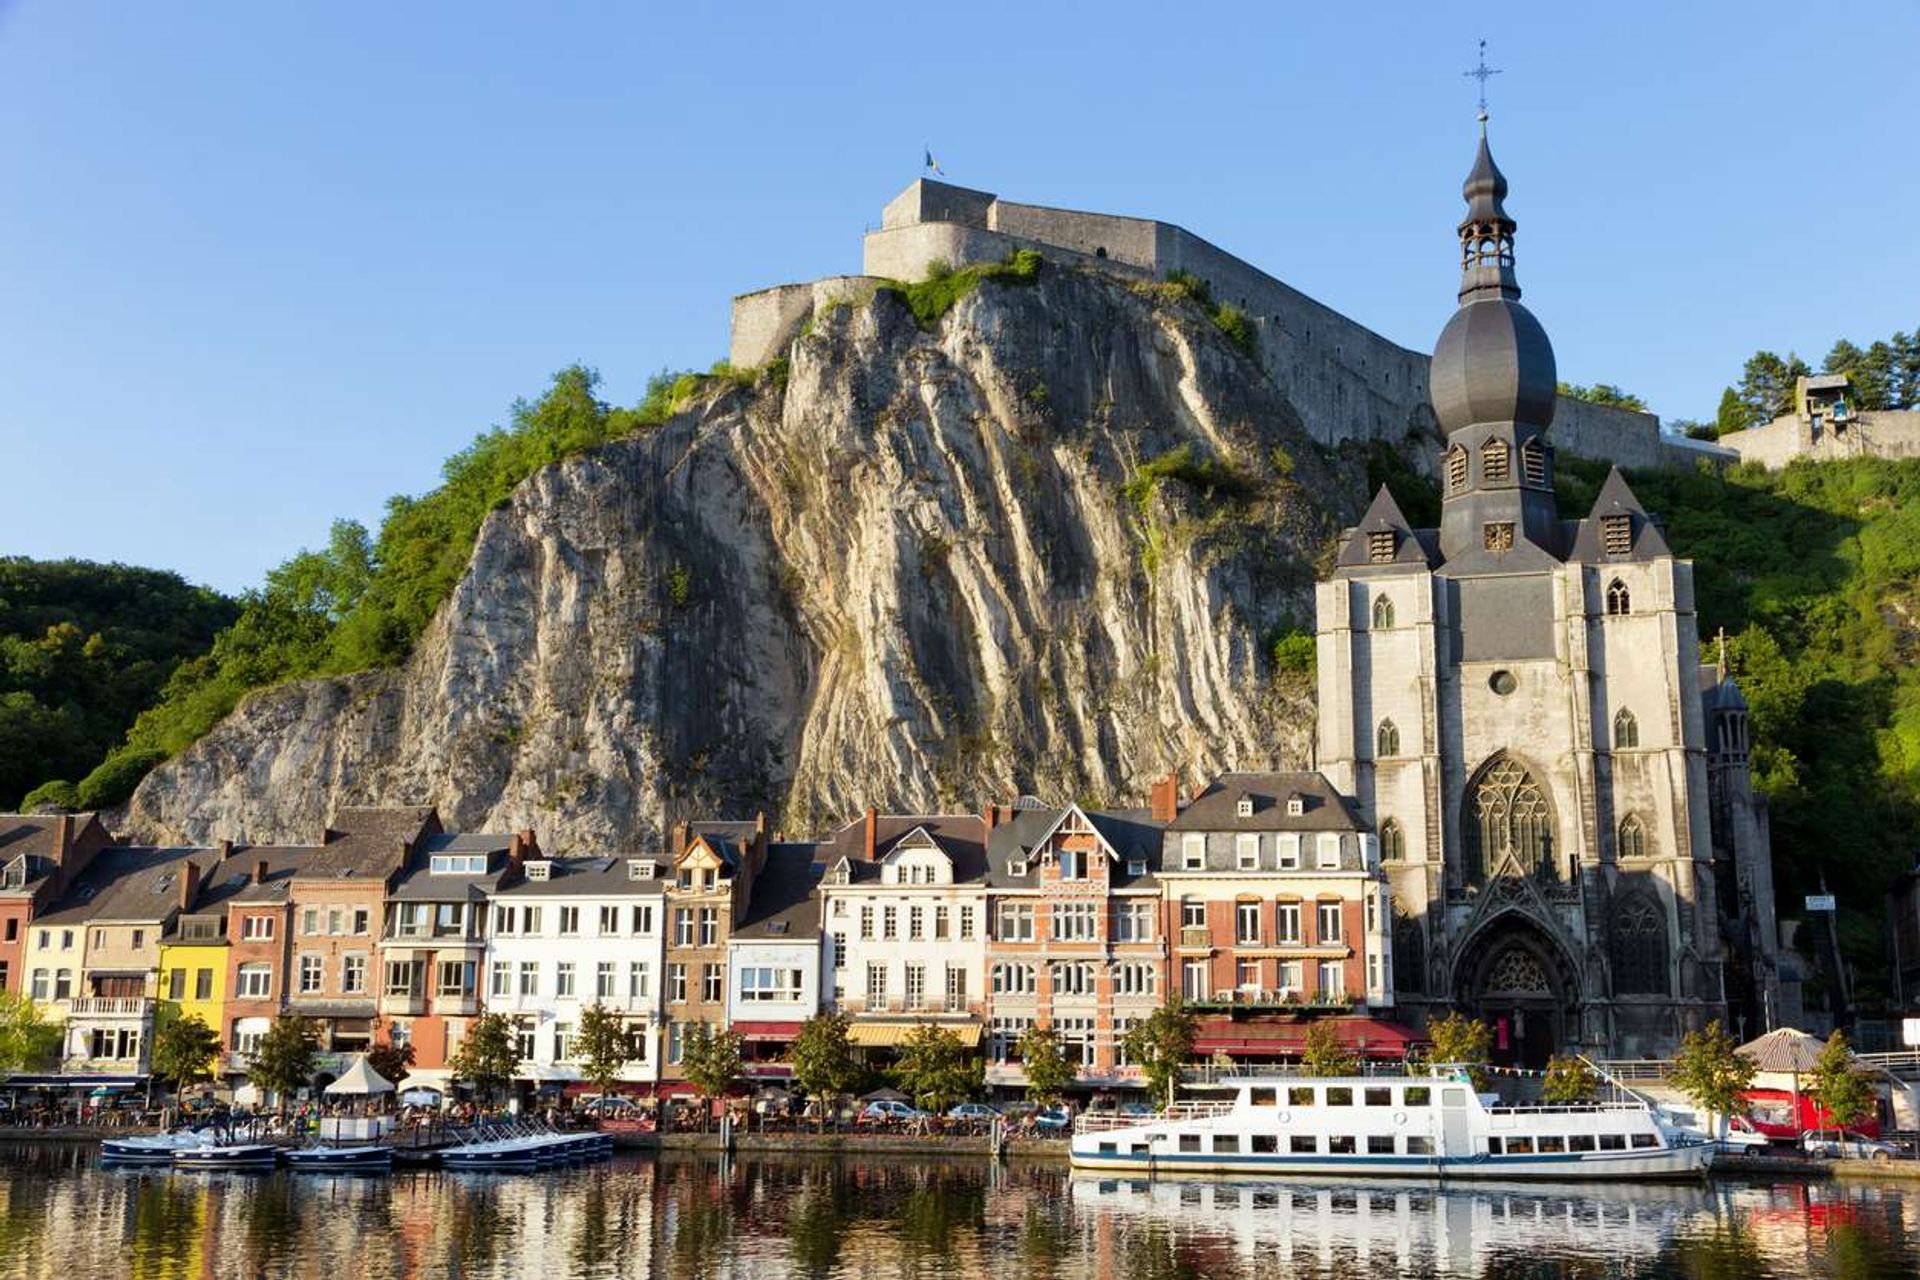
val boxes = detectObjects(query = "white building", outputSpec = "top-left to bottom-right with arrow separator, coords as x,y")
725,843 -> 824,1077
818,811 -> 990,1055
483,855 -> 667,1091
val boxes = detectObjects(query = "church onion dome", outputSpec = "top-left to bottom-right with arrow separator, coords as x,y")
1429,123 -> 1558,435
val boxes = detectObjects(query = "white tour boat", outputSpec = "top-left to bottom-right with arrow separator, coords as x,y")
1070,1071 -> 1710,1181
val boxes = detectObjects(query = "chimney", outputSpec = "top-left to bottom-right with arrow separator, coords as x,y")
1150,771 -> 1181,824
751,811 -> 769,872
982,801 -> 1000,833
863,807 -> 878,861
254,858 -> 270,885
177,861 -> 201,912
672,822 -> 691,858
218,838 -> 234,862
54,814 -> 74,865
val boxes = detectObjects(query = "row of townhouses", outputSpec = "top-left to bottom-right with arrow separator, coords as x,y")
0,769 -> 1412,1099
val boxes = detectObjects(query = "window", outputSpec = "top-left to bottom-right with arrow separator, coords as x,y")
1606,577 -> 1631,616
698,907 -> 718,946
1365,1087 -> 1392,1107
342,955 -> 366,994
907,907 -> 923,941
945,966 -> 967,1011
1522,439 -> 1547,486
1050,902 -> 1097,942
555,962 -> 576,998
1050,961 -> 1097,996
630,904 -> 654,935
299,955 -> 324,994
437,960 -> 475,997
933,906 -> 949,939
429,853 -> 486,875
1446,444 -> 1468,491
165,967 -> 185,1001
1611,892 -> 1670,995
1465,755 -> 1554,886
1181,835 -> 1205,870
597,961 -> 618,999
1317,902 -> 1344,944
303,908 -> 319,935
1114,961 -> 1156,997
1372,594 -> 1395,629
1113,901 -> 1153,943
1275,902 -> 1301,944
881,906 -> 897,940
668,963 -> 687,1003
1179,1134 -> 1201,1154
1291,1135 -> 1319,1154
1252,1134 -> 1278,1153
1181,958 -> 1208,1001
598,905 -> 620,935
1617,814 -> 1647,860
236,963 -> 273,999
1380,820 -> 1404,861
522,906 -> 541,935
702,963 -> 723,1003
1376,719 -> 1400,759
1277,835 -> 1301,870
1057,848 -> 1082,880
865,962 -> 888,1005
553,1023 -> 575,1062
1317,960 -> 1345,1000
829,932 -> 846,970
54,968 -> 71,999
1614,708 -> 1640,749
1482,438 -> 1510,482
1317,834 -> 1342,869
1214,1134 -> 1241,1154
242,915 -> 275,941
1236,958 -> 1260,990
673,908 -> 694,946
490,961 -> 512,997
1569,1134 -> 1596,1152
1278,959 -> 1303,994
905,963 -> 927,1009
195,968 -> 215,1000
93,928 -> 105,949
958,906 -> 975,939
327,908 -> 344,935
992,962 -> 1037,995
740,966 -> 805,1003
1367,529 -> 1396,562
1602,513 -> 1632,556
1406,1135 -> 1433,1155
859,905 -> 874,940
1599,1133 -> 1627,1151
29,969 -> 48,1000
628,962 -> 651,999
1235,901 -> 1261,945
517,961 -> 538,996
996,902 -> 1034,942
1236,834 -> 1260,870
1368,1135 -> 1396,1155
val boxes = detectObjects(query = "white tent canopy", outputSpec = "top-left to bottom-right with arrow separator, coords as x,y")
323,1054 -> 396,1097
1737,1027 -> 1826,1074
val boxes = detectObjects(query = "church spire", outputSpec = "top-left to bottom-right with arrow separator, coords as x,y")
1457,122 -> 1518,304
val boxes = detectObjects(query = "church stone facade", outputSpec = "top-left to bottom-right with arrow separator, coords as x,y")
1314,123 -> 1782,1062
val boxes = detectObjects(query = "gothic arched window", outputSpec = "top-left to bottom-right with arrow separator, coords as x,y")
1376,720 -> 1401,759
1617,814 -> 1647,860
1372,595 -> 1395,629
1606,578 -> 1631,616
1611,892 -> 1669,995
1481,438 -> 1511,483
1379,819 -> 1404,862
1614,708 -> 1640,750
1393,913 -> 1425,995
1465,755 -> 1554,886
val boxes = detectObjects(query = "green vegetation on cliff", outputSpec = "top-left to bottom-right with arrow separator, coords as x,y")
877,250 -> 1043,329
0,560 -> 235,811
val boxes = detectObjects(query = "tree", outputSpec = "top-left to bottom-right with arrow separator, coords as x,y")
247,1014 -> 319,1113
681,1023 -> 743,1104
1540,1054 -> 1599,1104
448,1012 -> 523,1105
1714,386 -> 1753,438
1734,350 -> 1810,426
365,1030 -> 415,1086
1016,1027 -> 1078,1104
893,1023 -> 981,1114
149,1007 -> 222,1091
1301,1020 -> 1359,1077
1123,998 -> 1198,1108
1669,1020 -> 1755,1143
1558,381 -> 1648,413
1808,1029 -> 1875,1135
1427,1011 -> 1493,1091
0,989 -> 60,1074
575,1003 -> 633,1095
790,1011 -> 861,1104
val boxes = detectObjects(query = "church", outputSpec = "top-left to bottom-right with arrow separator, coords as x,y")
1314,119 -> 1783,1062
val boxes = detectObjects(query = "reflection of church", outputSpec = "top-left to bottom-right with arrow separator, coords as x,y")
1314,120 -> 1782,1061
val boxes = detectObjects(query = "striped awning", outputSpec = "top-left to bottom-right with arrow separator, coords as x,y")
847,1022 -> 982,1048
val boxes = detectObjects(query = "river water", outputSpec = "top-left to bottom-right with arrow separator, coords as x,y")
0,1143 -> 1915,1279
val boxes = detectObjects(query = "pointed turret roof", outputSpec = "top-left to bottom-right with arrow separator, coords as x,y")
1568,467 -> 1672,561
1462,124 -> 1512,229
1334,486 -> 1436,570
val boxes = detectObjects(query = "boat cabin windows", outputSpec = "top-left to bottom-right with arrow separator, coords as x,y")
1539,1135 -> 1567,1154
1569,1135 -> 1597,1152
1599,1134 -> 1626,1151
1325,1087 -> 1353,1107
1502,1137 -> 1535,1155
1288,1086 -> 1314,1107
1251,1135 -> 1277,1153
1131,1143 -> 1149,1155
1406,1136 -> 1433,1155
1328,1135 -> 1356,1154
1213,1135 -> 1239,1154
1404,1087 -> 1431,1107
1098,1142 -> 1116,1155
1367,1136 -> 1395,1154
1177,1134 -> 1202,1153
1631,1134 -> 1659,1149
1364,1087 -> 1392,1107
1440,1088 -> 1467,1107
1290,1136 -> 1317,1154
1249,1087 -> 1278,1107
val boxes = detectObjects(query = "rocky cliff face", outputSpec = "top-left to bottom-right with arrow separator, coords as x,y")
125,265 -> 1365,847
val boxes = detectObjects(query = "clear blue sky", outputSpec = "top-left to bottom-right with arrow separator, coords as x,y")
2,2 -> 1915,592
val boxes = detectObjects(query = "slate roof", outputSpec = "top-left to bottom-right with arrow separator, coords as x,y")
1565,468 -> 1673,564
36,845 -> 222,926
0,813 -> 108,895
294,806 -> 441,882
1334,487 -> 1439,573
734,843 -> 824,941
1166,772 -> 1365,833
492,855 -> 668,898
388,831 -> 520,902
224,846 -> 316,905
820,813 -> 988,885
983,805 -> 1166,890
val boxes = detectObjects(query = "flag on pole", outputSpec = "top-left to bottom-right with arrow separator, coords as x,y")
924,147 -> 943,176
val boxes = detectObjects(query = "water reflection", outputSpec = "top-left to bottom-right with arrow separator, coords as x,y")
0,1145 -> 1914,1279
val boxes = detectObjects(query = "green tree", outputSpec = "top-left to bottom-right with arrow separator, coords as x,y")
1301,1020 -> 1359,1077
790,1011 -> 861,1104
0,989 -> 60,1074
1427,1011 -> 1493,1091
1558,381 -> 1648,413
148,1007 -> 222,1091
448,1012 -> 523,1105
1669,1020 -> 1755,1143
247,1014 -> 320,1113
1734,350 -> 1811,426
893,1023 -> 982,1113
1808,1029 -> 1875,1135
1540,1053 -> 1599,1104
365,1033 -> 414,1087
575,1003 -> 633,1095
1714,386 -> 1754,437
1016,1026 -> 1078,1104
1122,998 -> 1198,1108
681,1023 -> 743,1104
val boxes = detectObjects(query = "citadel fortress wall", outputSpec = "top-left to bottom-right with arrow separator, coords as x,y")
732,179 -> 1732,473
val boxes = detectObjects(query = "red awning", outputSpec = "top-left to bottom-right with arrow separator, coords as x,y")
731,1021 -> 805,1041
1191,1016 -> 1424,1060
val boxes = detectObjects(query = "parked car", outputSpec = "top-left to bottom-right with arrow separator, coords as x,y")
947,1103 -> 1002,1121
858,1100 -> 928,1124
1803,1130 -> 1898,1161
1031,1107 -> 1071,1135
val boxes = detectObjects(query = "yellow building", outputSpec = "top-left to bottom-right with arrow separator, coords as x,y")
157,933 -> 227,1033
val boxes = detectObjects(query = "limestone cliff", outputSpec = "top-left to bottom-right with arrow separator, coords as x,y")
124,265 -> 1364,847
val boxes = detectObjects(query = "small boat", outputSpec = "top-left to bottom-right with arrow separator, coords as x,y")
1069,1068 -> 1711,1182
172,1142 -> 280,1171
436,1126 -> 613,1173
101,1131 -> 211,1164
282,1144 -> 393,1173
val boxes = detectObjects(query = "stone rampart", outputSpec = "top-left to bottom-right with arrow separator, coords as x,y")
1718,410 -> 1920,470
730,275 -> 883,370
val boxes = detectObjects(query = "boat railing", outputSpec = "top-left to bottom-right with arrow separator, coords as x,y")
1073,1099 -> 1233,1135
1484,1101 -> 1648,1116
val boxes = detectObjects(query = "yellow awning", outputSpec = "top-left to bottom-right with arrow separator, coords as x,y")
847,1021 -> 982,1048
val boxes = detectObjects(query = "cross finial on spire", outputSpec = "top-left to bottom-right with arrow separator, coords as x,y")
1464,39 -> 1502,120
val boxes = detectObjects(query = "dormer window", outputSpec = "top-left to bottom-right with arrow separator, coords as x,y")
1602,514 -> 1632,557
1287,795 -> 1306,817
429,853 -> 487,875
627,859 -> 657,881
524,860 -> 551,881
1008,859 -> 1028,878
1367,529 -> 1396,562
1181,835 -> 1205,871
1126,858 -> 1148,877
1236,797 -> 1254,818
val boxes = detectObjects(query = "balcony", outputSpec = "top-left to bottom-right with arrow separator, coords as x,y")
63,997 -> 154,1020
378,992 -> 427,1017
1178,927 -> 1213,950
838,997 -> 983,1018
430,993 -> 483,1017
